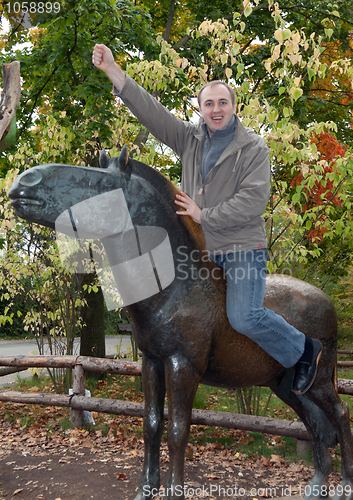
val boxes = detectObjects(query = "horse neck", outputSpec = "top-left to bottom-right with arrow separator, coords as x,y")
127,163 -> 206,259
98,166 -> 211,320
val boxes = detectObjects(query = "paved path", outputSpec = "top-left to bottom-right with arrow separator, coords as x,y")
0,335 -> 133,387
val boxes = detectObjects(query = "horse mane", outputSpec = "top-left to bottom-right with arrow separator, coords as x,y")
129,157 -> 206,251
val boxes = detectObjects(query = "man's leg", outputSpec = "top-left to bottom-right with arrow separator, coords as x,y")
214,249 -> 322,394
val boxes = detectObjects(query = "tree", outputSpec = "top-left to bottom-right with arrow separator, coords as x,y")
0,0 -> 154,171
0,1 -> 152,359
0,0 -> 176,363
128,3 -> 353,282
2,0 -> 352,155
78,272 -> 106,379
0,217 -> 85,392
269,131 -> 353,282
0,61 -> 20,152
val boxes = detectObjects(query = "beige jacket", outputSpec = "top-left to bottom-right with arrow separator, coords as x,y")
117,76 -> 270,254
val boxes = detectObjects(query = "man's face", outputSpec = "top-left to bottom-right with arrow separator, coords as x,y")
199,84 -> 236,137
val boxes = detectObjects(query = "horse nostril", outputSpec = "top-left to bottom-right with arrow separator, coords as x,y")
19,169 -> 43,187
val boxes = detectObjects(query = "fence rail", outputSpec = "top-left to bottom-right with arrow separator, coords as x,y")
0,354 -> 352,439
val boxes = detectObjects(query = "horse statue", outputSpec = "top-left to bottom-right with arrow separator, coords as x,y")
8,146 -> 353,500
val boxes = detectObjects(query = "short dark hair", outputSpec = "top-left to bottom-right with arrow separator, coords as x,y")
197,80 -> 236,107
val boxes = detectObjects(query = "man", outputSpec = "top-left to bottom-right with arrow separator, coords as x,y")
92,43 -> 322,394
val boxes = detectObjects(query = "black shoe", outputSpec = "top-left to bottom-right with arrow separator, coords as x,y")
291,338 -> 322,394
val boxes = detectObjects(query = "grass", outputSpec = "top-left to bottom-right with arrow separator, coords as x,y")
192,384 -> 296,419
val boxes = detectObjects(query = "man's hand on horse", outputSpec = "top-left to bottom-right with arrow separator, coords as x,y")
175,192 -> 202,224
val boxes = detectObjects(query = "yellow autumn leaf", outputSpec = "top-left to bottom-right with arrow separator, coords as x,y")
272,45 -> 281,62
293,77 -> 302,86
292,32 -> 301,44
225,67 -> 232,80
274,29 -> 283,43
288,54 -> 302,65
289,212 -> 298,224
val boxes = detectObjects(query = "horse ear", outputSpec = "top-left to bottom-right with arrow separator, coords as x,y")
99,149 -> 110,169
119,145 -> 129,168
118,145 -> 132,176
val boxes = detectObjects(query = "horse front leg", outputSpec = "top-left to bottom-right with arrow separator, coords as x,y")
164,355 -> 202,500
135,356 -> 165,500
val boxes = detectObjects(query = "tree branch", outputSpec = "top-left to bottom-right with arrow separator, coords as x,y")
66,17 -> 80,88
164,0 -> 175,42
20,64 -> 59,136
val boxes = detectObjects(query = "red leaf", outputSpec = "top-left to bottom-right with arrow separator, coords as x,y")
115,472 -> 128,480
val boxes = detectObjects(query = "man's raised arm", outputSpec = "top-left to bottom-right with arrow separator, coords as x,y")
92,44 -> 126,93
92,44 -> 192,160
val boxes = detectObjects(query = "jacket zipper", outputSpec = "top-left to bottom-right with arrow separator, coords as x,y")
198,148 -> 242,196
233,150 -> 242,172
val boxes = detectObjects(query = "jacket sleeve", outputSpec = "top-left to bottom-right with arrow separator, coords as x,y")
116,76 -> 193,158
200,141 -> 270,231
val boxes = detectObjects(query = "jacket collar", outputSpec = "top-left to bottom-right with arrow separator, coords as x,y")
193,114 -> 252,152
201,115 -> 236,140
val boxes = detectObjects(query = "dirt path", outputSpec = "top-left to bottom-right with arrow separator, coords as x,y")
0,402 -> 343,500
0,434 -> 343,500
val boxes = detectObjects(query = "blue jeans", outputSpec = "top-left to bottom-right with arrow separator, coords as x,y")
212,249 -> 305,368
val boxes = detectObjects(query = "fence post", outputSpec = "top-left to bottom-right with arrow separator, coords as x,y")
70,363 -> 86,428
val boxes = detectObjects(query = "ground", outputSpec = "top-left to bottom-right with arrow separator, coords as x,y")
0,416 -> 343,500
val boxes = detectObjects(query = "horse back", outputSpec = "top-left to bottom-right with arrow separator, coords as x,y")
201,274 -> 337,390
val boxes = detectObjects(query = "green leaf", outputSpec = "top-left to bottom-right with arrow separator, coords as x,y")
307,68 -> 316,81
0,115 -> 17,152
244,6 -> 252,17
292,192 -> 301,204
290,88 -> 303,101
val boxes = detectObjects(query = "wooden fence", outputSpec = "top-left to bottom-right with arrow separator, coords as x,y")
0,354 -> 353,441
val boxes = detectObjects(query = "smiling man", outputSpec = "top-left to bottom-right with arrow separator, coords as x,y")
92,44 -> 322,395
199,83 -> 236,133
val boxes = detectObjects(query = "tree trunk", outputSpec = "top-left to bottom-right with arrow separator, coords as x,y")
0,61 -> 21,141
79,273 -> 106,378
164,0 -> 175,42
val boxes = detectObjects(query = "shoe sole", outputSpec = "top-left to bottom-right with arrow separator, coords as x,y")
292,345 -> 322,395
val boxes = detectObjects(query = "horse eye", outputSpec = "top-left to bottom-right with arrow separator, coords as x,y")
100,176 -> 114,188
19,169 -> 42,187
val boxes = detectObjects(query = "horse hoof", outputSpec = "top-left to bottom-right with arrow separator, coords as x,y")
302,482 -> 329,499
133,488 -> 153,500
134,493 -> 151,500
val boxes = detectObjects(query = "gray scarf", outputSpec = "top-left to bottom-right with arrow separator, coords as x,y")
201,115 -> 236,182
